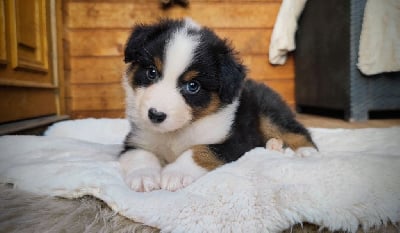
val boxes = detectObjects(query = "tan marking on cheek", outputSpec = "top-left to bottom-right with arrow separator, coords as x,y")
126,64 -> 138,88
259,116 -> 315,150
192,145 -> 224,171
182,70 -> 199,82
154,57 -> 163,73
192,93 -> 221,120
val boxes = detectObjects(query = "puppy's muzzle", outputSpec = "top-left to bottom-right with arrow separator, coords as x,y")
148,108 -> 167,123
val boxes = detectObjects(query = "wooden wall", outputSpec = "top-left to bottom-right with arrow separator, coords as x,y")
62,0 -> 294,119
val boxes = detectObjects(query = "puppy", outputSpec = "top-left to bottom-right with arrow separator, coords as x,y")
120,19 -> 316,192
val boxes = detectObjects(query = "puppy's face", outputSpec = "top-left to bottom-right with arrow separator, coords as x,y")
123,19 -> 245,133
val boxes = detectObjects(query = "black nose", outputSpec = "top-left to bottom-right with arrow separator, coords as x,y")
148,108 -> 167,123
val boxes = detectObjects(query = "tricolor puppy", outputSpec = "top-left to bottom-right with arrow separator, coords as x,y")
120,19 -> 316,192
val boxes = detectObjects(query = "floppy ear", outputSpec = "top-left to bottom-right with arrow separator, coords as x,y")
124,20 -> 175,63
218,49 -> 246,104
124,25 -> 155,63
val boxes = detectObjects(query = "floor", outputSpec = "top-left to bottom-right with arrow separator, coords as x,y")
297,113 -> 400,129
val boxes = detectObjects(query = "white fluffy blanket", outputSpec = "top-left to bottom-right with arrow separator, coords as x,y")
1,119 -> 400,233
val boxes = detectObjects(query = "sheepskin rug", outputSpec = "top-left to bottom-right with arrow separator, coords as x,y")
0,185 -> 398,233
0,119 -> 400,233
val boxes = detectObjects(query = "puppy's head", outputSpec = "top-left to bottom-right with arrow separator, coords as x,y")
123,19 -> 245,133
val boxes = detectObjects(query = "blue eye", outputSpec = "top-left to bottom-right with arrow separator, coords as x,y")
146,67 -> 158,80
185,81 -> 201,94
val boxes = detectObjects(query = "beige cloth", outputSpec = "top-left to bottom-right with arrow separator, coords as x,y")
270,0 -> 400,75
268,0 -> 307,65
358,0 -> 400,75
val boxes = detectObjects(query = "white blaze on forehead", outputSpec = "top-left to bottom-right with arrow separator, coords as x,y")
163,27 -> 200,83
184,17 -> 202,30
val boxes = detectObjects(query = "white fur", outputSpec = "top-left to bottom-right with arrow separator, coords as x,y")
134,82 -> 192,133
184,17 -> 202,30
127,100 -> 239,163
161,149 -> 207,191
265,138 -> 284,152
119,149 -> 161,192
163,27 -> 199,84
2,125 -> 400,232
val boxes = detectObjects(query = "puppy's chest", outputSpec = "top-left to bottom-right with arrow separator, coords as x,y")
133,132 -> 190,163
131,123 -> 232,163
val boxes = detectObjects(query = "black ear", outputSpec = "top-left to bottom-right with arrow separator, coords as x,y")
124,20 -> 178,63
124,25 -> 155,64
124,26 -> 145,63
218,50 -> 246,104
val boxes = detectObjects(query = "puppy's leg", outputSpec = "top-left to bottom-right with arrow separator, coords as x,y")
259,116 -> 317,157
119,149 -> 161,192
161,145 -> 222,191
280,132 -> 318,157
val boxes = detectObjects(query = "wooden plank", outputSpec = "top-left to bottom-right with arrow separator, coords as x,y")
0,79 -> 57,88
66,2 -> 279,29
70,96 -> 125,111
70,57 -> 125,84
0,115 -> 69,135
263,79 -> 294,103
69,110 -> 125,119
0,87 -> 57,123
242,55 -> 294,81
215,29 -> 271,55
67,29 -> 130,57
68,28 -> 271,57
69,83 -> 124,98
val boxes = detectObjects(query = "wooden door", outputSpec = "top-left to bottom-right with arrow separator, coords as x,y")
0,0 -> 64,124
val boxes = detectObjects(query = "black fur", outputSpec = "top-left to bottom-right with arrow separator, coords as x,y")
210,79 -> 315,163
122,19 -> 316,163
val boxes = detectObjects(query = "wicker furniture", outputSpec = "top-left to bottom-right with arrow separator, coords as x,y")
294,0 -> 400,121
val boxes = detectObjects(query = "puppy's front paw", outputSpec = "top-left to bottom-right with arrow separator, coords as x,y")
161,168 -> 195,192
295,147 -> 318,157
125,168 -> 161,192
266,138 -> 284,152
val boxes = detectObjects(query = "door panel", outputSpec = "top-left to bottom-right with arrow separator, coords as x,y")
0,0 -> 61,124
14,0 -> 49,72
0,0 -> 6,64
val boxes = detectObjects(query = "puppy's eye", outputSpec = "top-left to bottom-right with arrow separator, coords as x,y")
184,80 -> 201,94
146,67 -> 158,80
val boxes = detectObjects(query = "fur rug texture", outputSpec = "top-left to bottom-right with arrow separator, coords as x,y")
0,119 -> 400,233
0,184 -> 158,233
0,185 -> 398,233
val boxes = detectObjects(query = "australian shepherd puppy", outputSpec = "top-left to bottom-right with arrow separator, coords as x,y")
120,19 -> 316,192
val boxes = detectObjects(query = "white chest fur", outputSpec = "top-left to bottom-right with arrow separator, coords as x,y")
128,101 -> 239,163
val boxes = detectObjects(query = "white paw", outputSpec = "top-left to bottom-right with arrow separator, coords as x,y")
266,138 -> 284,152
295,147 -> 319,157
160,149 -> 208,192
124,168 -> 161,192
161,168 -> 195,192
